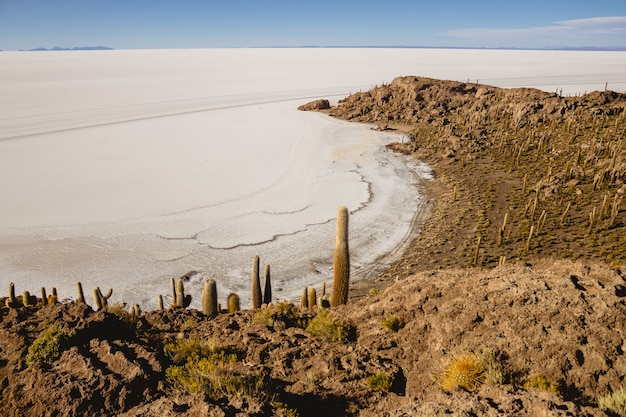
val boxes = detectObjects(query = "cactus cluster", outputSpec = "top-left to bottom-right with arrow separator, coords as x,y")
3,206 -> 350,320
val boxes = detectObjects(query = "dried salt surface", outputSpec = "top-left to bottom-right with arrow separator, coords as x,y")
0,48 -> 624,309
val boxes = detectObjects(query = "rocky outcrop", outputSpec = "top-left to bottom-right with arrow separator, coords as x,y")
297,99 -> 330,111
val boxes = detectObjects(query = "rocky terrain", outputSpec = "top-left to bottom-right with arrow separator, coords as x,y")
1,77 -> 625,416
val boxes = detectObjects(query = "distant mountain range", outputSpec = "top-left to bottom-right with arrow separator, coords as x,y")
19,46 -> 114,51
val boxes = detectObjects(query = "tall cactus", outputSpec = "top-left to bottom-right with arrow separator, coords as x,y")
202,279 -> 218,318
308,287 -> 317,312
300,286 -> 308,310
251,255 -> 262,309
170,277 -> 177,307
227,293 -> 240,313
331,206 -> 350,307
263,264 -> 272,305
40,288 -> 47,306
158,294 -> 164,311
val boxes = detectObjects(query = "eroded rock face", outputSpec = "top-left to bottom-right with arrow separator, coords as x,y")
297,99 -> 330,111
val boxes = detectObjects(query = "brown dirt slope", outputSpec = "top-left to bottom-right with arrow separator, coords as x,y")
1,259 -> 625,416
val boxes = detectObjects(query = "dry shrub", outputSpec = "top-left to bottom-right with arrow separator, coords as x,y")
381,315 -> 405,332
599,387 -> 626,417
252,301 -> 306,329
164,338 -> 269,400
524,373 -> 560,395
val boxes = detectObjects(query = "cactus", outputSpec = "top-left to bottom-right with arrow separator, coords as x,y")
22,291 -> 31,307
40,288 -> 47,306
93,288 -> 103,310
263,264 -> 272,305
331,206 -> 350,307
76,282 -> 85,303
321,281 -> 326,298
308,287 -> 317,312
170,277 -> 177,307
131,304 -> 141,318
47,294 -> 58,305
227,293 -> 240,313
175,279 -> 191,308
202,279 -> 218,318
6,282 -> 17,308
158,294 -> 164,311
300,286 -> 308,310
52,288 -> 57,298
251,255 -> 262,309
93,287 -> 113,311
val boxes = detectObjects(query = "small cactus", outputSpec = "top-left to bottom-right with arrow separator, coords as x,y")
47,294 -> 58,305
175,278 -> 191,308
22,290 -> 31,307
76,282 -> 85,303
331,206 -> 350,307
251,256 -> 262,309
227,293 -> 240,313
93,287 -> 113,311
6,282 -> 17,308
263,264 -> 272,305
202,279 -> 218,318
158,294 -> 164,311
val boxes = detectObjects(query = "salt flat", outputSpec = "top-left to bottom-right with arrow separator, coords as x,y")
0,48 -> 624,308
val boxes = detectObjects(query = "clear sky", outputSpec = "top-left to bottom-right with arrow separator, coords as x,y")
1,0 -> 625,50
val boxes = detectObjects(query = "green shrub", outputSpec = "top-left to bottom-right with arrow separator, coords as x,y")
366,372 -> 392,391
165,338 -> 268,400
599,387 -> 626,417
252,301 -> 305,329
381,315 -> 405,332
524,373 -> 560,395
26,325 -> 74,366
305,309 -> 356,344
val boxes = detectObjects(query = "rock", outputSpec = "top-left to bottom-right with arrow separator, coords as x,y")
297,99 -> 330,111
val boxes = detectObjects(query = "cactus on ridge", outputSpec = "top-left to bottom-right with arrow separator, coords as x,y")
76,282 -> 85,303
227,293 -> 240,313
202,279 -> 218,318
251,255 -> 262,309
263,264 -> 272,305
331,206 -> 350,307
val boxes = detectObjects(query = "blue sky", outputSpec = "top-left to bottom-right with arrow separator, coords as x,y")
1,0 -> 625,50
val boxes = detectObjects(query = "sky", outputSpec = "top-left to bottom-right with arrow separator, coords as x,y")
1,0 -> 625,50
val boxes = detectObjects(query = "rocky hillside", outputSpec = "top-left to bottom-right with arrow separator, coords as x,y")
1,259 -> 626,416
321,76 -> 626,284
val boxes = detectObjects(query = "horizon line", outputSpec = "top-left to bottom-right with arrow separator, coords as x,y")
3,45 -> 626,52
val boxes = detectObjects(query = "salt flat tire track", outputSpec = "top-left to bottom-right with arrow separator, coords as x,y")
0,87 -> 362,141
